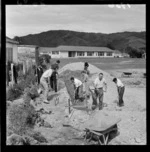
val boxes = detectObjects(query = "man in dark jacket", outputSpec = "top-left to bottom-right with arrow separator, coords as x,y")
84,62 -> 90,75
35,65 -> 43,85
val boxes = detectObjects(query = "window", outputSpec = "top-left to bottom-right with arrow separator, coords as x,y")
87,52 -> 94,56
52,51 -> 59,55
7,48 -> 13,62
98,52 -> 104,56
107,52 -> 113,56
77,52 -> 84,56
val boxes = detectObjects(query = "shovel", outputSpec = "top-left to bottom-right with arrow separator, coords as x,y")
62,124 -> 82,132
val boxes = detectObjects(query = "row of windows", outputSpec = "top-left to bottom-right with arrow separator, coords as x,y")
76,52 -> 113,56
41,51 -> 113,56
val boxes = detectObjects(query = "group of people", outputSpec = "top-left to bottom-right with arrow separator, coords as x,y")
70,62 -> 125,110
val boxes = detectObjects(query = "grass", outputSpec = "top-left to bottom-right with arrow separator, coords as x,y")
51,58 -> 146,71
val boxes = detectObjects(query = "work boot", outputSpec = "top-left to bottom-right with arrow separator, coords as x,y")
43,100 -> 49,104
119,103 -> 124,107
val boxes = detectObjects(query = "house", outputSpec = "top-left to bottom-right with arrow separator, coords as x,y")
39,45 -> 115,58
6,37 -> 19,63
38,47 -> 56,57
113,50 -> 123,58
122,53 -> 130,58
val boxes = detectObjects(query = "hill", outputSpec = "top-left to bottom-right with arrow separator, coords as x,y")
13,30 -> 146,53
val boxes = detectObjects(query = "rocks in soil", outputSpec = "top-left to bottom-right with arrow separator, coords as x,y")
7,134 -> 26,145
43,121 -> 53,128
134,137 -> 142,143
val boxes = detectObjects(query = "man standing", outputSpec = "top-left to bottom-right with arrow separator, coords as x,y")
94,73 -> 107,110
84,62 -> 90,75
113,78 -> 125,107
50,60 -> 60,92
50,64 -> 59,92
70,77 -> 84,101
35,65 -> 43,85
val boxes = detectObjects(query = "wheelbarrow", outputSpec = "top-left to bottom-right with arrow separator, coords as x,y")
84,120 -> 121,145
63,117 -> 121,145
121,72 -> 132,77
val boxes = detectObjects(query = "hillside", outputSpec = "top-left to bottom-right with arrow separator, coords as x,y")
14,30 -> 146,52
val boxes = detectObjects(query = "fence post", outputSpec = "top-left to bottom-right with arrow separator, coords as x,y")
11,63 -> 14,87
23,60 -> 26,75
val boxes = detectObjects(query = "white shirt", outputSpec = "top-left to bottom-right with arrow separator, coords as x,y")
74,78 -> 82,88
116,78 -> 124,87
41,69 -> 53,78
94,77 -> 107,89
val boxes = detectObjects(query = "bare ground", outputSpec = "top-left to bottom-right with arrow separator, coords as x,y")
28,62 -> 146,145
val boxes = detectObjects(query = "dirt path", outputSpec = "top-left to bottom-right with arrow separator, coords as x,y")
34,62 -> 146,145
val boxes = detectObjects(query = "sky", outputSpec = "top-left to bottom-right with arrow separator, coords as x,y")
6,5 -> 146,39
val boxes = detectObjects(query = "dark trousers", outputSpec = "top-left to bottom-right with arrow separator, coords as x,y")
95,88 -> 104,110
75,84 -> 83,100
50,77 -> 57,92
118,86 -> 125,106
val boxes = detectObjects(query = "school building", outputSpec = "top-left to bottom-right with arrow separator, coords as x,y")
39,45 -> 116,58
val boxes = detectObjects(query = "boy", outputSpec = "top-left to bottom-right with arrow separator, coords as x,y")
113,78 -> 125,107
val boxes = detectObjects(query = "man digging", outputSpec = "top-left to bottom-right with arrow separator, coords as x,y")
112,78 -> 125,107
40,64 -> 58,104
93,73 -> 107,110
70,77 -> 84,103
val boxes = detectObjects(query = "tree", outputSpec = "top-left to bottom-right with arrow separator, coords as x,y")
125,46 -> 143,58
106,43 -> 115,50
13,36 -> 20,43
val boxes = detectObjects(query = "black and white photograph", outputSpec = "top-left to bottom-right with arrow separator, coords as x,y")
5,4 -> 146,145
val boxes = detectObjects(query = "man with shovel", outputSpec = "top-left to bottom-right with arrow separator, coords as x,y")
112,78 -> 125,107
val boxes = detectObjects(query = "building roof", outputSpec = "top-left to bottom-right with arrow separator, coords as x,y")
113,50 -> 122,54
56,45 -> 114,52
6,37 -> 19,44
38,47 -> 57,53
18,44 -> 39,48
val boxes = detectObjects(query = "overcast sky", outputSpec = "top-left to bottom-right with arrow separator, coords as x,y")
6,5 -> 146,39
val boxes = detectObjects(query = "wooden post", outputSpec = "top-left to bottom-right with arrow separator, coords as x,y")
11,63 -> 14,87
35,47 -> 39,66
23,60 -> 26,75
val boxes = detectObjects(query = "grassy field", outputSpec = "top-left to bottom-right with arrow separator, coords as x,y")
51,58 -> 146,71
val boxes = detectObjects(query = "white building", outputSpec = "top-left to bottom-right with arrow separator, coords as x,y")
6,37 -> 19,63
39,45 -> 115,58
113,50 -> 123,58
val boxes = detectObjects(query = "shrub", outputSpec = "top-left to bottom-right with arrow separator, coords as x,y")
7,67 -> 37,101
7,134 -> 26,145
8,101 -> 37,135
7,85 -> 23,101
29,131 -> 48,143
